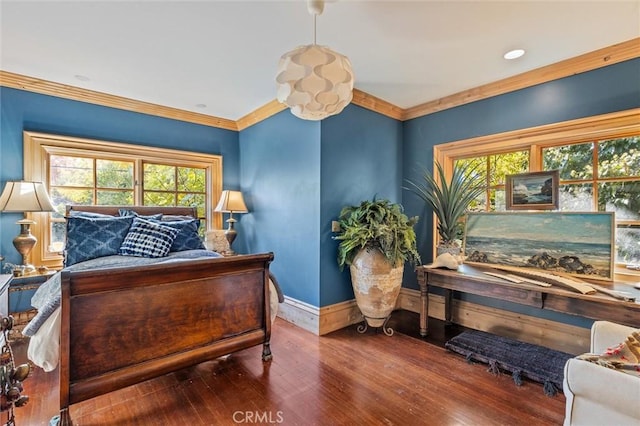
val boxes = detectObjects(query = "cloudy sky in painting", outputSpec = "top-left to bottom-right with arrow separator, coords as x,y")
465,213 -> 613,245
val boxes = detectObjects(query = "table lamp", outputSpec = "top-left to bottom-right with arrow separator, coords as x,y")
214,190 -> 248,255
0,181 -> 55,274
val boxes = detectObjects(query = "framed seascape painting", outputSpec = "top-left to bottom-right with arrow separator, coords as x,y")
463,212 -> 614,281
505,170 -> 559,210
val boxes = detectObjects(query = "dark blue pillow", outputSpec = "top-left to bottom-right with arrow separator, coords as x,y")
156,219 -> 205,252
68,210 -> 113,218
119,218 -> 179,258
118,209 -> 163,220
65,216 -> 134,266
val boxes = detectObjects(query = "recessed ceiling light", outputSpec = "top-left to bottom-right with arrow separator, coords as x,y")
504,49 -> 525,60
74,74 -> 90,81
195,103 -> 207,109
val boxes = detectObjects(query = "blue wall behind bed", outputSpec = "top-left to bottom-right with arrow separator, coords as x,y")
0,87 -> 241,269
1,57 -> 639,324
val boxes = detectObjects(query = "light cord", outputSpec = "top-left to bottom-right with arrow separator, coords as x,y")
313,13 -> 317,45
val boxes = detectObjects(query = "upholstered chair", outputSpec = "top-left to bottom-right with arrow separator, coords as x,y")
563,321 -> 640,426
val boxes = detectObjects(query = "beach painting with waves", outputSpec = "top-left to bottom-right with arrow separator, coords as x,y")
463,212 -> 614,281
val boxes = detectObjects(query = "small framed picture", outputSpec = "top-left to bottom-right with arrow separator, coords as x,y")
505,170 -> 559,210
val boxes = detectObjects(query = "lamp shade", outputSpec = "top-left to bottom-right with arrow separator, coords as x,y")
276,44 -> 354,121
214,190 -> 248,213
0,181 -> 55,212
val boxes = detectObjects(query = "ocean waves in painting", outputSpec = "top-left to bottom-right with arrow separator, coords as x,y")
464,236 -> 611,277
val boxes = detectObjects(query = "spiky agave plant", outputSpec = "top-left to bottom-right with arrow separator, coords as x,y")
333,199 -> 420,270
405,161 -> 485,247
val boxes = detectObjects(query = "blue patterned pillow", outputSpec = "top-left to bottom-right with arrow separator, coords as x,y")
119,218 -> 180,258
68,210 -> 113,218
156,219 -> 205,252
65,216 -> 134,267
118,209 -> 163,220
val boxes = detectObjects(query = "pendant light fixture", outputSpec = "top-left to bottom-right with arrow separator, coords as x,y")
275,0 -> 354,121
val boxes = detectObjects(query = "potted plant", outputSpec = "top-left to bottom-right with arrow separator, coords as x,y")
334,199 -> 420,334
405,160 -> 484,257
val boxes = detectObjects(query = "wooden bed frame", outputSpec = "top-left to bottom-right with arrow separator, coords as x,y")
58,206 -> 274,425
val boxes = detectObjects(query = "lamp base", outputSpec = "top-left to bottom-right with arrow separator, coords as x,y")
13,219 -> 37,273
224,217 -> 238,255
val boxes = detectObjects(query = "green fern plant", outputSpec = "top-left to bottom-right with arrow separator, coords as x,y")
334,199 -> 420,270
405,161 -> 484,246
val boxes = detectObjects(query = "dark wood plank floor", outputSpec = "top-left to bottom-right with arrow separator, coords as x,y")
10,311 -> 565,425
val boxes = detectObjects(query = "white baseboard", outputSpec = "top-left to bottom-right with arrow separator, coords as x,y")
278,288 -> 590,354
276,296 -> 321,334
277,296 -> 363,336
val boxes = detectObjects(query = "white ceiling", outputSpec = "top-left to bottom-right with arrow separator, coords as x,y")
2,1 -> 639,121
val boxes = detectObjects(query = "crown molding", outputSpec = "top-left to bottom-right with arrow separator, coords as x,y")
236,99 -> 287,131
235,89 -> 404,130
2,37 -> 638,130
351,89 -> 404,121
0,70 -> 238,131
402,37 -> 640,121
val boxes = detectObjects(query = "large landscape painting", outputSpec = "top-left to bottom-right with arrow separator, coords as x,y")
463,212 -> 614,281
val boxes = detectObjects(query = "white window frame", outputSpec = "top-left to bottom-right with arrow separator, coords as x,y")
23,131 -> 223,270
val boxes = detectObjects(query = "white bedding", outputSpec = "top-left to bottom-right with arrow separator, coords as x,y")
28,307 -> 61,372
25,251 -> 280,372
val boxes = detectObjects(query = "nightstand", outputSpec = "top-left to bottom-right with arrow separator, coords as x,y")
0,275 -> 11,318
9,273 -> 54,331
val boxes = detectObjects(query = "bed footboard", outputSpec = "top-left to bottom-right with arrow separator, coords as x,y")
58,253 -> 274,425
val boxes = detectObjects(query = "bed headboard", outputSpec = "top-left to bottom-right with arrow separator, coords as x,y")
65,205 -> 198,218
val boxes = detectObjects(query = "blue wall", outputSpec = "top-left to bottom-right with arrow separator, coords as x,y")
319,105 -> 404,306
0,87 -> 240,266
1,57 -> 638,316
238,104 -> 403,307
403,58 -> 640,290
239,110 -> 322,305
402,58 -> 640,327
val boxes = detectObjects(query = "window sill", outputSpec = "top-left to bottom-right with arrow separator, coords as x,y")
614,267 -> 640,283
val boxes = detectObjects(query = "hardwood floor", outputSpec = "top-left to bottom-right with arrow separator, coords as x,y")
10,311 -> 565,425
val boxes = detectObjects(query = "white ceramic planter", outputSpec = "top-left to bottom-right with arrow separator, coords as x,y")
349,247 -> 403,330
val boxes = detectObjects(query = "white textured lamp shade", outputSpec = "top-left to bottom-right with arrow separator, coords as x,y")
276,44 -> 354,121
0,181 -> 55,212
214,190 -> 248,213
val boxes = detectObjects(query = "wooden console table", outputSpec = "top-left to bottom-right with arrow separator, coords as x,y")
416,264 -> 640,337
